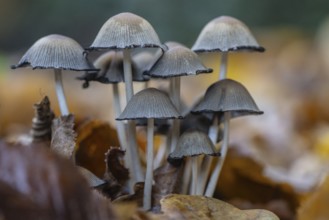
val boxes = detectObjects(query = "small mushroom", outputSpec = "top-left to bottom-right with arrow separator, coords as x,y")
145,42 -> 212,154
192,79 -> 263,197
87,12 -> 163,184
117,88 -> 181,210
192,16 -> 265,79
168,131 -> 220,195
12,34 -> 96,116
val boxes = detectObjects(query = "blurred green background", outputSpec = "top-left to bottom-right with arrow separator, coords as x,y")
0,0 -> 328,52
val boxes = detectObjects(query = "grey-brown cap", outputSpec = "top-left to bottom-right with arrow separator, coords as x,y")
144,44 -> 212,78
192,79 -> 263,118
12,34 -> 96,71
169,131 -> 219,158
89,12 -> 163,50
192,16 -> 265,53
117,88 -> 182,120
78,51 -> 154,85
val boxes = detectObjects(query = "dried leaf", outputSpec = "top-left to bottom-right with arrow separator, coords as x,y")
217,149 -> 300,212
105,147 -> 129,185
153,162 -> 184,209
0,141 -> 115,220
297,175 -> 329,220
51,114 -> 76,158
113,182 -> 144,207
31,96 -> 55,142
78,166 -> 106,187
75,120 -> 120,177
160,194 -> 279,220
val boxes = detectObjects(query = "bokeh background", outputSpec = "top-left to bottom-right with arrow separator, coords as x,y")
1,1 -> 329,219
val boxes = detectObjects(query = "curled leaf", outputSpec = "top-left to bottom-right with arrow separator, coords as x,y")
160,194 -> 279,220
31,96 -> 55,142
105,147 -> 129,185
51,114 -> 76,158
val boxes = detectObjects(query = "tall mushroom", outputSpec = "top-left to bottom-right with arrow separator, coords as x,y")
191,16 -> 265,195
87,12 -> 164,183
192,15 -> 264,79
145,42 -> 212,153
117,88 -> 181,210
168,130 -> 220,195
12,34 -> 96,116
192,78 -> 263,196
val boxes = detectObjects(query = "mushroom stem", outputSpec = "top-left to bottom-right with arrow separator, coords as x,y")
191,156 -> 199,195
219,52 -> 228,80
54,69 -> 69,116
181,158 -> 192,194
169,77 -> 181,152
112,83 -> 127,151
143,118 -> 155,210
196,117 -> 219,195
205,111 -> 231,197
123,49 -> 144,183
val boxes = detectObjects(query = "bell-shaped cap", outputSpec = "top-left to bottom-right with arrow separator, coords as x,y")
12,34 -> 95,71
145,44 -> 212,78
169,131 -> 219,158
89,12 -> 162,50
192,79 -> 263,118
192,16 -> 265,53
117,88 -> 182,120
78,51 -> 154,85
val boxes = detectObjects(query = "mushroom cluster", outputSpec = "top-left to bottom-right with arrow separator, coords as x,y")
12,13 -> 264,210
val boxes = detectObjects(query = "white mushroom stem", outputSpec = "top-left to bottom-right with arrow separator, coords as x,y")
54,69 -> 69,116
112,84 -> 127,151
143,118 -> 154,210
219,52 -> 228,80
181,158 -> 192,194
196,117 -> 219,195
169,77 -> 181,152
191,156 -> 199,195
205,112 -> 231,197
123,49 -> 144,183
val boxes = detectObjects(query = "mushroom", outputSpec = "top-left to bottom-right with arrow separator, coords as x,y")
192,78 -> 263,196
192,15 -> 265,79
12,34 -> 96,116
87,12 -> 163,183
117,88 -> 181,210
145,42 -> 212,154
168,130 -> 219,195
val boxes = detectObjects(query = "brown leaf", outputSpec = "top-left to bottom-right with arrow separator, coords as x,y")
217,149 -> 300,213
0,141 -> 115,220
153,162 -> 184,209
160,194 -> 279,220
31,96 -> 55,142
75,120 -> 120,177
113,182 -> 144,207
105,147 -> 129,185
51,114 -> 76,158
297,175 -> 329,220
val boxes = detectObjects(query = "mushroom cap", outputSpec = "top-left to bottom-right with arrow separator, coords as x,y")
192,79 -> 263,118
117,88 -> 182,120
89,12 -> 162,50
78,51 -> 154,84
169,131 -> 219,158
12,34 -> 95,71
144,44 -> 212,78
192,16 -> 265,53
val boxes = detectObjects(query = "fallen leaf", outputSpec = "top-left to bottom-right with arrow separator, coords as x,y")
75,120 -> 120,177
160,194 -> 279,220
113,182 -> 144,207
0,141 -> 115,220
217,148 -> 300,214
105,147 -> 129,185
153,162 -> 184,209
297,175 -> 329,220
51,114 -> 76,158
31,96 -> 55,142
